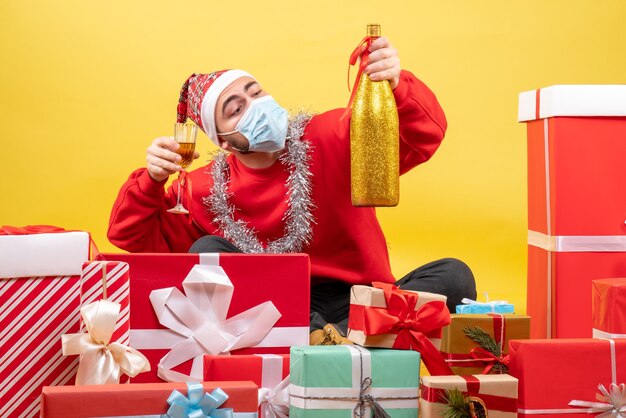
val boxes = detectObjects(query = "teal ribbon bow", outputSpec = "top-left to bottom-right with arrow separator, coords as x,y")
167,384 -> 235,418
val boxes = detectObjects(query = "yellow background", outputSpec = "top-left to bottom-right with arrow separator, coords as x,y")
2,1 -> 625,313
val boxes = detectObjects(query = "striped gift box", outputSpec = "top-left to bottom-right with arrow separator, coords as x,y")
79,261 -> 130,346
0,232 -> 135,417
0,230 -> 89,418
0,277 -> 82,417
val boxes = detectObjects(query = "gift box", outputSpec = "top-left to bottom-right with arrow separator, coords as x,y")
60,261 -> 140,386
419,374 -> 518,418
593,278 -> 626,338
519,85 -> 626,338
0,228 -> 91,418
509,338 -> 626,417
205,354 -> 290,417
204,354 -> 289,388
97,253 -> 310,383
455,298 -> 515,314
347,282 -> 452,375
80,261 -> 130,345
290,345 -> 420,418
0,226 -> 90,278
528,247 -> 626,339
440,313 -> 530,375
40,380 -> 259,418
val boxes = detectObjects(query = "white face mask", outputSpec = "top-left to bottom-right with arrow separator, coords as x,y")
217,95 -> 289,152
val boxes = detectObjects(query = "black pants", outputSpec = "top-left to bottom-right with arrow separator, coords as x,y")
189,236 -> 477,334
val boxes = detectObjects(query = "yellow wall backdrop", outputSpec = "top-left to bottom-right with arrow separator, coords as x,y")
2,1 -> 625,313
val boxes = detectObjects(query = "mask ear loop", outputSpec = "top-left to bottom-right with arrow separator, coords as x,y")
216,131 -> 250,153
217,129 -> 239,136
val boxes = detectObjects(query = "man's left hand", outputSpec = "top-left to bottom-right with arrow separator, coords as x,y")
364,37 -> 401,90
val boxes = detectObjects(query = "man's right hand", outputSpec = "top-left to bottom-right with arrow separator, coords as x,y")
146,136 -> 199,182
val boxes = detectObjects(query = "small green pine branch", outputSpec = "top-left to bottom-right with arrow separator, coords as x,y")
463,326 -> 501,356
442,389 -> 471,418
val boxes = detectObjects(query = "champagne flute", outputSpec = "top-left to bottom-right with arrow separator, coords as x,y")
167,122 -> 198,214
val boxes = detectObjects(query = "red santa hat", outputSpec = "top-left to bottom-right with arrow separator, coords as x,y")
176,69 -> 254,145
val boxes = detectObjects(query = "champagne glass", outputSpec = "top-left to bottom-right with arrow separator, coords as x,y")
167,122 -> 198,214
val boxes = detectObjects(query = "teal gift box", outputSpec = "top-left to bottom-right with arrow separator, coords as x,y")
455,297 -> 515,314
290,345 -> 420,418
455,303 -> 515,314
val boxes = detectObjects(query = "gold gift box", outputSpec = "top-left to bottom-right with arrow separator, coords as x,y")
440,314 -> 530,375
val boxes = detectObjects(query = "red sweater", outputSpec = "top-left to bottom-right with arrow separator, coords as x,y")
108,70 -> 447,285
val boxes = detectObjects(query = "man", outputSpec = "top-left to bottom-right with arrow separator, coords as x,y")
108,37 -> 476,344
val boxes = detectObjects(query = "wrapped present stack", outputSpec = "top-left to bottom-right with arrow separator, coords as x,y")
0,227 -> 88,416
6,84 -> 626,418
440,299 -> 530,376
507,84 -> 626,416
519,85 -> 626,339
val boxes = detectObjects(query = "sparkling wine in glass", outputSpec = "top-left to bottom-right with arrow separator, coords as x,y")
167,122 -> 198,214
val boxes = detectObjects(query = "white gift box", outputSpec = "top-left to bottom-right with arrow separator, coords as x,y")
0,231 -> 90,278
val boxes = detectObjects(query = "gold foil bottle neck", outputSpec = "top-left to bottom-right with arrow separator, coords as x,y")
366,24 -> 381,37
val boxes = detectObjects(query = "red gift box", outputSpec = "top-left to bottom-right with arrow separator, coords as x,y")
97,253 -> 310,383
509,338 -> 626,417
40,380 -> 258,418
519,85 -> 626,338
205,354 -> 290,417
527,247 -> 626,339
204,354 -> 289,388
593,278 -> 626,338
0,229 -> 90,418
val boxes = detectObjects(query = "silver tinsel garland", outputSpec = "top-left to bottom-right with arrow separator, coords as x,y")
204,112 -> 315,253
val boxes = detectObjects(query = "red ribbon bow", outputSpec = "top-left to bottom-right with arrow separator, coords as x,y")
469,347 -> 510,374
471,313 -> 509,374
0,225 -> 66,235
349,282 -> 453,376
340,35 -> 376,121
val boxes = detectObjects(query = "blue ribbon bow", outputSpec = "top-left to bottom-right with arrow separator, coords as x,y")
167,383 -> 235,418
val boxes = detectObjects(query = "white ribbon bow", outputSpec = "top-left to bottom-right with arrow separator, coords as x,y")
62,300 -> 150,385
259,376 -> 291,418
569,384 -> 626,417
150,264 -> 282,381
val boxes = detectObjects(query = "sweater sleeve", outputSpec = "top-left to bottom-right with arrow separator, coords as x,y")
107,168 -> 202,253
393,70 -> 447,175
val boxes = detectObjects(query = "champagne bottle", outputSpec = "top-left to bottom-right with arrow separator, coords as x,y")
350,23 -> 400,207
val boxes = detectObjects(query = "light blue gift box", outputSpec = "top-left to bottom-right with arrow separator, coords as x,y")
455,299 -> 515,314
290,345 -> 420,418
